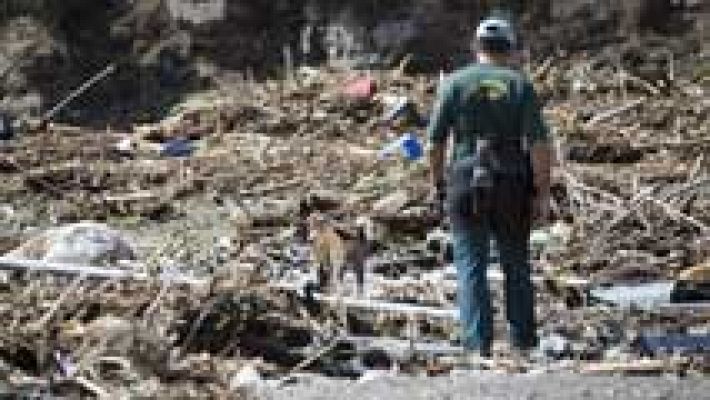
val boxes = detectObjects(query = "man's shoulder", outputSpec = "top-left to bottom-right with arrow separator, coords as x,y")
481,64 -> 529,84
447,64 -> 529,88
446,65 -> 481,85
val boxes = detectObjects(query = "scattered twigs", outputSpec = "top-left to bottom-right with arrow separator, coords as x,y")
33,274 -> 86,330
73,376 -> 111,399
562,169 -> 708,233
622,70 -> 661,96
642,193 -> 709,233
584,97 -> 645,128
276,336 -> 342,388
42,63 -> 118,124
587,185 -> 657,257
178,295 -> 221,355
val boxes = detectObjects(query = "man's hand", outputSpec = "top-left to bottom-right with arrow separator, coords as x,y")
428,142 -> 447,220
428,181 -> 446,218
532,189 -> 550,227
531,141 -> 553,227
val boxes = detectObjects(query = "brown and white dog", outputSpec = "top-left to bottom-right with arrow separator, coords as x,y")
307,213 -> 368,296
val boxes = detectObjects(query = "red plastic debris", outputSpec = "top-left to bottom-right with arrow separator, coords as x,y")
342,76 -> 376,100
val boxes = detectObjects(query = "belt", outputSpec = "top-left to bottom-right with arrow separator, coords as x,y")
475,136 -> 529,154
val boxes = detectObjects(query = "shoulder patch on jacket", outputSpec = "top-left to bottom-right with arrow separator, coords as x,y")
477,79 -> 510,101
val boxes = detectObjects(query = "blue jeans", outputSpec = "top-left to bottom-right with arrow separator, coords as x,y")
452,213 -> 536,352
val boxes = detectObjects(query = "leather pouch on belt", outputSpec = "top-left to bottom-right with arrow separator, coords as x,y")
448,155 -> 497,219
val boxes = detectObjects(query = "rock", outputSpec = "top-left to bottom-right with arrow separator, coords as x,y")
530,221 -> 573,254
5,222 -> 136,266
372,190 -> 409,215
114,136 -> 137,155
358,369 -> 395,383
229,363 -> 263,390
539,332 -> 572,360
229,205 -> 253,228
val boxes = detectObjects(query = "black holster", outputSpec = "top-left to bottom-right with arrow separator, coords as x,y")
448,138 -> 534,230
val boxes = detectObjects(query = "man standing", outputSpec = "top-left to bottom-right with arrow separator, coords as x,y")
427,18 -> 552,358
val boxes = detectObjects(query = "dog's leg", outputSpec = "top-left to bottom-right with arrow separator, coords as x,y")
317,262 -> 329,293
333,261 -> 343,296
353,258 -> 365,297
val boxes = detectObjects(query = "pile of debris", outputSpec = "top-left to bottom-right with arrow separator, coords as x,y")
0,17 -> 708,399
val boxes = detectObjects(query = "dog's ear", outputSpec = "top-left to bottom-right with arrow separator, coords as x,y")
306,212 -> 317,224
307,212 -> 326,231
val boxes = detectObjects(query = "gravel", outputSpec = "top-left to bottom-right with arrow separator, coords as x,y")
262,372 -> 710,400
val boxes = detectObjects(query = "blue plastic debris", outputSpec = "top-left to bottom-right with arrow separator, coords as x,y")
161,138 -> 195,157
379,132 -> 423,161
400,132 -> 423,160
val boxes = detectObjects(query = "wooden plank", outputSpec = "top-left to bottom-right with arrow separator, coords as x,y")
581,359 -> 668,374
658,302 -> 710,312
313,293 -> 457,319
0,257 -> 208,286
346,336 -> 463,356
103,190 -> 162,203
585,97 -> 645,127
273,279 -> 707,320
270,281 -> 456,318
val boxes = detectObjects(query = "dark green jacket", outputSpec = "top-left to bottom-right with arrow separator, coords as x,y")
427,63 -> 549,161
